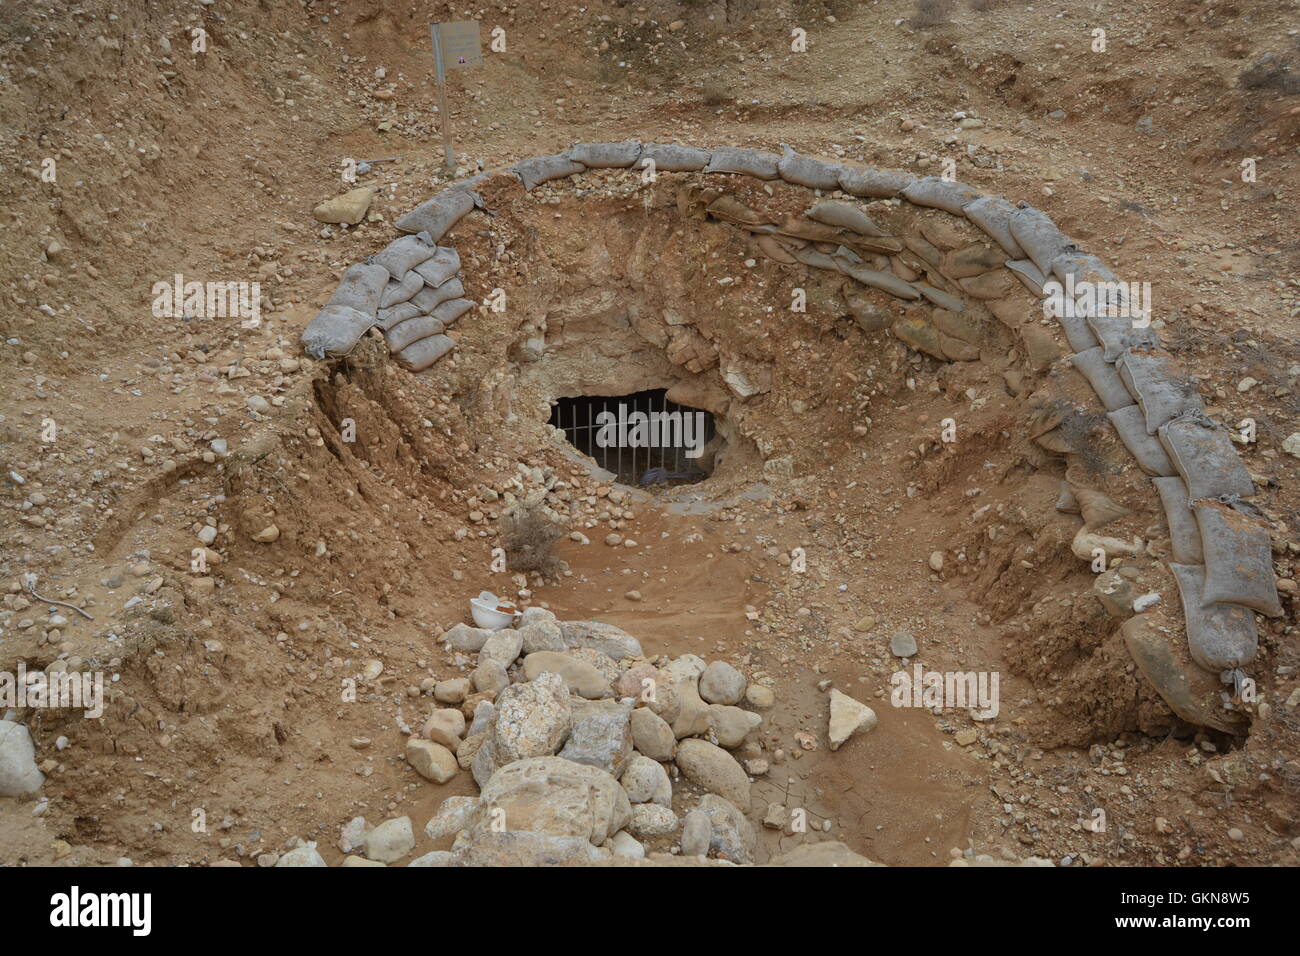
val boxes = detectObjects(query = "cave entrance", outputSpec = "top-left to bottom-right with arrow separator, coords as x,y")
549,389 -> 717,488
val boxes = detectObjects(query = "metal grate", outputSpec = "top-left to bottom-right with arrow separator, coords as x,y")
549,389 -> 715,488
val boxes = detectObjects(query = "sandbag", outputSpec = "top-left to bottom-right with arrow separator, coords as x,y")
377,301 -> 423,332
838,166 -> 913,198
371,232 -> 439,276
1152,476 -> 1203,564
1008,206 -> 1076,275
806,200 -> 885,236
837,263 -> 921,300
638,143 -> 711,172
385,314 -> 446,352
378,270 -> 425,309
1050,252 -> 1118,286
777,146 -> 843,190
1006,259 -> 1047,295
707,195 -> 769,227
1120,615 -> 1244,733
410,277 -> 466,313
1116,349 -> 1203,434
913,283 -> 964,311
958,271 -> 1015,300
1073,485 -> 1132,530
1070,347 -> 1136,412
1169,563 -> 1260,671
962,197 -> 1026,258
1107,405 -> 1175,476
397,333 -> 456,372
300,304 -> 375,359
394,188 -> 475,239
1056,308 -> 1101,353
755,235 -> 798,264
703,146 -> 781,179
1157,410 -> 1255,503
325,263 -> 388,315
413,247 -> 461,288
1193,501 -> 1282,616
1085,311 -> 1160,363
901,177 -> 983,215
511,154 -> 584,191
429,297 -> 475,327
563,141 -> 642,168
777,216 -> 845,243
794,245 -> 840,271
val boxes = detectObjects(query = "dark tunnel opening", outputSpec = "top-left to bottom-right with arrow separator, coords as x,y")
549,389 -> 718,488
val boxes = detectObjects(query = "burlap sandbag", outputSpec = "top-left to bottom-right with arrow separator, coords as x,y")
1009,205 -> 1076,275
1055,308 -> 1100,353
397,333 -> 456,372
371,232 -> 439,276
1116,349 -> 1203,434
413,247 -> 462,288
1072,485 -> 1132,530
511,154 -> 584,191
1192,501 -> 1282,617
777,146 -> 843,190
1050,252 -> 1119,286
703,146 -> 781,179
755,235 -> 798,264
639,143 -> 711,171
793,245 -> 840,271
806,200 -> 885,237
1006,259 -> 1047,296
394,188 -> 475,239
379,270 -> 425,309
706,195 -> 770,227
410,278 -> 465,314
563,141 -> 643,168
838,166 -> 913,198
1152,476 -> 1203,564
1087,311 -> 1161,363
429,296 -> 475,327
1157,410 -> 1254,502
1071,347 -> 1136,412
377,301 -> 423,332
385,314 -> 446,353
1169,563 -> 1259,671
326,263 -> 388,315
901,177 -> 983,215
962,196 -> 1026,258
837,262 -> 921,300
1107,405 -> 1175,476
913,283 -> 964,312
300,304 -> 376,359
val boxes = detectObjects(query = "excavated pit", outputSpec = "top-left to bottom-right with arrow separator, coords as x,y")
11,156 -> 1282,870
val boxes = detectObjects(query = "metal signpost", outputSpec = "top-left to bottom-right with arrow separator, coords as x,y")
430,20 -> 483,169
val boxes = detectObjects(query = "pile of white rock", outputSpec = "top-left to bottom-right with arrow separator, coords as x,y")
376,607 -> 821,864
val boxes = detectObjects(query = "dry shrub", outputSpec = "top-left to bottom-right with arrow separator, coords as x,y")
499,500 -> 566,577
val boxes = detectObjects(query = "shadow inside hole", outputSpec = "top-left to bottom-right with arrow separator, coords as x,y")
549,389 -> 717,488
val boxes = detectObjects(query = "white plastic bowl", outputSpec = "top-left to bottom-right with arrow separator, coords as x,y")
470,593 -> 519,631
